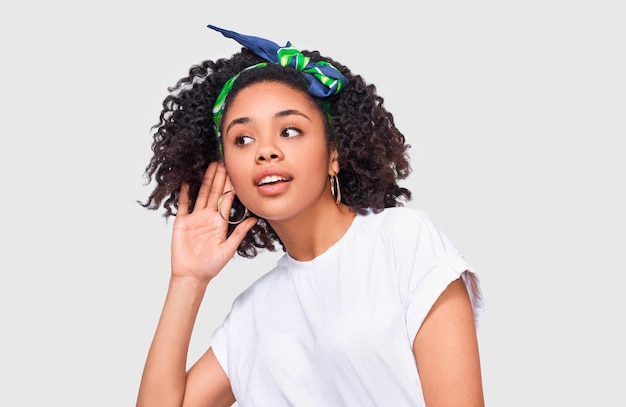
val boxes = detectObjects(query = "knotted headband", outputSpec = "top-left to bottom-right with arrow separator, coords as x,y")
207,24 -> 348,152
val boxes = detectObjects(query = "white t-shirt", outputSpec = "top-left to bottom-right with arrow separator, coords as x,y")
210,207 -> 484,406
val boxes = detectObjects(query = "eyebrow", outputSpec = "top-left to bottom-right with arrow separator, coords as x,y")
225,109 -> 311,134
276,109 -> 311,121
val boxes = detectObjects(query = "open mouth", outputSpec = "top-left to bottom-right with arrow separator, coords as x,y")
258,175 -> 291,186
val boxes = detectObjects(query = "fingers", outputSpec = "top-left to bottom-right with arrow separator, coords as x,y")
223,217 -> 257,251
178,183 -> 190,214
195,162 -> 228,210
177,162 -> 247,229
217,173 -> 238,216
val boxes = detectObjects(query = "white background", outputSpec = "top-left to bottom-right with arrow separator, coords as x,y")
1,1 -> 624,405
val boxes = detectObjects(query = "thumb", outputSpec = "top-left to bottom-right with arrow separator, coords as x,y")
222,217 -> 258,253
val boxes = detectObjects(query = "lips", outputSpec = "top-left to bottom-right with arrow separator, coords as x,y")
257,174 -> 290,186
254,169 -> 292,195
254,169 -> 292,186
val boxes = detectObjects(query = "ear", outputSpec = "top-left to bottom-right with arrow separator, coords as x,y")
328,146 -> 340,176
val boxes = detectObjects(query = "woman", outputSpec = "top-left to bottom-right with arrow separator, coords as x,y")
137,25 -> 484,407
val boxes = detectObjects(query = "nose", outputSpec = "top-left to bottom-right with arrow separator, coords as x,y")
258,153 -> 279,161
256,138 -> 283,162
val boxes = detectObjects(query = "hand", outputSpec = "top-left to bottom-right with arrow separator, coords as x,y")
171,162 -> 256,283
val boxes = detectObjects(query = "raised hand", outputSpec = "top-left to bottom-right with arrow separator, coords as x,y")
171,162 -> 256,283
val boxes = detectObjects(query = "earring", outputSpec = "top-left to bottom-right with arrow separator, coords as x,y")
330,175 -> 341,205
217,190 -> 249,225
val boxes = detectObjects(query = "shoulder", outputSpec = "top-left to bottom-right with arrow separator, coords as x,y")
226,259 -> 287,309
356,207 -> 462,266
362,206 -> 435,224
358,207 -> 443,240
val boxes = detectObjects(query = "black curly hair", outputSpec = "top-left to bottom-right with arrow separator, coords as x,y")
140,47 -> 412,258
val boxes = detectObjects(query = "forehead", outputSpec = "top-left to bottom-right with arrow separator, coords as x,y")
226,81 -> 322,116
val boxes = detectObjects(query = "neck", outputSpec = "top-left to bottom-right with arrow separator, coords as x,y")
269,203 -> 356,262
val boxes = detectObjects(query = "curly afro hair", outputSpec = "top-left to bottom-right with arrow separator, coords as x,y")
140,47 -> 412,258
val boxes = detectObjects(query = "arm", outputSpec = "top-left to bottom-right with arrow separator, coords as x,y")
413,277 -> 484,407
136,162 -> 256,407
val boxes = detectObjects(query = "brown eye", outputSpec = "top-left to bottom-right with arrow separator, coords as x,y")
281,127 -> 301,138
234,135 -> 253,146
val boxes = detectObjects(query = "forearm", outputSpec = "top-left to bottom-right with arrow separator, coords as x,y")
136,276 -> 209,407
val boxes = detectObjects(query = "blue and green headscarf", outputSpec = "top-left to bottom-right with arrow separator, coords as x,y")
207,25 -> 348,154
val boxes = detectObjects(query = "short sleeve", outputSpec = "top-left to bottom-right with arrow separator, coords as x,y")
388,209 -> 484,343
210,322 -> 229,377
405,256 -> 483,342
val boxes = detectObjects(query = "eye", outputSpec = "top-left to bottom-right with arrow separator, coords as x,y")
234,134 -> 254,146
281,127 -> 302,138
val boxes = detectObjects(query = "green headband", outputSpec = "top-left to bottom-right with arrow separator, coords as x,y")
208,25 -> 348,155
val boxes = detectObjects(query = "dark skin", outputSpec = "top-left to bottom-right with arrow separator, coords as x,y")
136,81 -> 484,406
139,49 -> 413,259
137,163 -> 483,407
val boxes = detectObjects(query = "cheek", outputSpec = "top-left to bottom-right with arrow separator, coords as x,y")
223,157 -> 247,189
301,151 -> 333,186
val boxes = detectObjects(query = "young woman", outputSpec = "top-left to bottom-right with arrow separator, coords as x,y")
136,25 -> 485,407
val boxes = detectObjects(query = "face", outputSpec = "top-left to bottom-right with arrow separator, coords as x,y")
222,81 -> 339,222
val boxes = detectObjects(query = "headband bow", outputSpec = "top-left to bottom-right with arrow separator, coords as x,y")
207,25 -> 347,98
207,24 -> 348,154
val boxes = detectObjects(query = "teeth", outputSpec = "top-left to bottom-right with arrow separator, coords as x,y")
258,175 -> 287,186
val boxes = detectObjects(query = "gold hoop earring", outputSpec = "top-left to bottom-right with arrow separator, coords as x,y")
217,190 -> 249,225
330,175 -> 341,205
